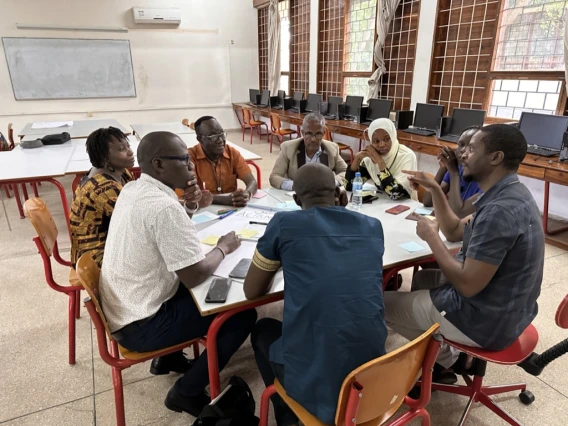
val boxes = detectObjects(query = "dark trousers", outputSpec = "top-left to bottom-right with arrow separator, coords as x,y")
251,318 -> 299,426
118,284 -> 257,397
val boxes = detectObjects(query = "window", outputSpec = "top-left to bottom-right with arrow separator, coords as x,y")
381,0 -> 420,111
487,0 -> 567,119
290,0 -> 310,96
318,0 -> 345,99
343,0 -> 378,99
258,7 -> 269,90
428,0 -> 501,114
279,0 -> 291,93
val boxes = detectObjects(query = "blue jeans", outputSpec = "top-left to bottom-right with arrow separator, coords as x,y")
118,284 -> 257,397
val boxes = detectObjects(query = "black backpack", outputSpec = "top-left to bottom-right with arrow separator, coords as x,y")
192,376 -> 259,426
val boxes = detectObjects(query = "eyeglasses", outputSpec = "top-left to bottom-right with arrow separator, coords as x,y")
156,155 -> 190,165
202,132 -> 227,143
303,132 -> 324,140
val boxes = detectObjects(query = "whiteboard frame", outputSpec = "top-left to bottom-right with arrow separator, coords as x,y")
2,37 -> 137,101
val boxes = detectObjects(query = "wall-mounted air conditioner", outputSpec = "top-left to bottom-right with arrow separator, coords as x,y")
132,7 -> 181,25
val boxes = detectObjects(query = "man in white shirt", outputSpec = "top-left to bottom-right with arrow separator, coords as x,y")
100,131 -> 257,416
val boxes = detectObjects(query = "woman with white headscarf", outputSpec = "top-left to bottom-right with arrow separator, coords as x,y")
345,118 -> 417,200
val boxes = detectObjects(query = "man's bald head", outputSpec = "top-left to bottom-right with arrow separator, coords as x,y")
293,163 -> 335,209
137,131 -> 187,170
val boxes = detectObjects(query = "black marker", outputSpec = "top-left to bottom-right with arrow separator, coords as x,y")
249,221 -> 268,225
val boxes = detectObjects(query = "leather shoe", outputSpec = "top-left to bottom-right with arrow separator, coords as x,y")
164,386 -> 210,417
150,351 -> 195,376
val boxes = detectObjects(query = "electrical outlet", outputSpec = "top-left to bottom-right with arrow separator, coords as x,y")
87,111 -> 93,117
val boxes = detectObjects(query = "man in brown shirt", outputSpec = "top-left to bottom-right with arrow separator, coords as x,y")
189,116 -> 258,207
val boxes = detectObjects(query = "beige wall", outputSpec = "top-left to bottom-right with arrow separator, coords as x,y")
0,0 -> 259,133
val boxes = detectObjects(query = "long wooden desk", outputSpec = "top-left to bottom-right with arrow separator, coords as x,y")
233,103 -> 568,240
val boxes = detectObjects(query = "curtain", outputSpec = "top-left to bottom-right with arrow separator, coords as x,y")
268,0 -> 281,95
565,16 -> 568,84
367,0 -> 402,100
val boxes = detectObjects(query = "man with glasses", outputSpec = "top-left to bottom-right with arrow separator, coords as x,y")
269,113 -> 347,190
99,131 -> 257,416
189,116 -> 258,207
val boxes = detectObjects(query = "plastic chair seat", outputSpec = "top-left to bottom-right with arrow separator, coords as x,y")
117,337 -> 203,362
273,379 -> 325,426
337,143 -> 350,149
275,128 -> 296,136
446,324 -> 538,365
249,120 -> 264,126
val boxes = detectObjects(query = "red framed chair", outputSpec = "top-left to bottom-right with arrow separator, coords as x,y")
24,198 -> 82,365
324,127 -> 354,163
242,107 -> 268,144
269,113 -> 298,153
76,253 -> 205,426
259,324 -> 442,426
424,325 -> 539,425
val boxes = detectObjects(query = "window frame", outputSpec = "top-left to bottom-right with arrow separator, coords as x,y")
484,0 -> 568,122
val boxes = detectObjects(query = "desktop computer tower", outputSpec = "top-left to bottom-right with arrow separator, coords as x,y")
394,111 -> 414,130
255,94 -> 262,105
437,117 -> 452,139
282,97 -> 293,110
561,132 -> 568,162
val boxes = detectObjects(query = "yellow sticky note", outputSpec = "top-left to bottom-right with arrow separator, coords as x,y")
237,229 -> 259,239
426,216 -> 437,221
201,235 -> 220,246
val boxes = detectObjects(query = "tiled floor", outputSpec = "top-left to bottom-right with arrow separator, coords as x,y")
1,130 -> 568,425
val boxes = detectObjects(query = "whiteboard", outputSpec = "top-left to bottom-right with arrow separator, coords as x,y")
2,37 -> 136,100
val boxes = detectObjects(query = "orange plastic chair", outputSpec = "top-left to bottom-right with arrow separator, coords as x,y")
242,107 -> 268,144
182,118 -> 195,130
269,113 -> 298,153
259,324 -> 442,426
24,198 -> 82,365
76,253 -> 206,426
324,126 -> 354,163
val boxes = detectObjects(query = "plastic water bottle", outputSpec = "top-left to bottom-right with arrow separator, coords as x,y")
351,172 -> 363,211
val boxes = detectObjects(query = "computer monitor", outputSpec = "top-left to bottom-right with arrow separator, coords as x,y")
344,95 -> 364,117
413,103 -> 444,131
249,89 -> 260,104
293,92 -> 304,101
366,98 -> 393,121
327,96 -> 343,116
519,112 -> 568,151
278,90 -> 286,100
449,108 -> 486,135
305,93 -> 323,113
259,89 -> 270,106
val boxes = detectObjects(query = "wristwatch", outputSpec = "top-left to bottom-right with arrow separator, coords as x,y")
184,202 -> 198,214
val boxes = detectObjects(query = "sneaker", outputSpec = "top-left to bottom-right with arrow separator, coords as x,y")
150,351 -> 195,376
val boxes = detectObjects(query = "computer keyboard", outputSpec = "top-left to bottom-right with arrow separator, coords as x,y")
404,128 -> 436,137
324,115 -> 338,120
439,134 -> 459,143
526,146 -> 559,157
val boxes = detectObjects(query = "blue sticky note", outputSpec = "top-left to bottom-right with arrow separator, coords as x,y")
192,213 -> 216,224
276,202 -> 301,210
399,241 -> 426,253
415,207 -> 434,216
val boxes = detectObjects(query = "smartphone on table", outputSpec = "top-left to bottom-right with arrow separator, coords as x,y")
229,258 -> 252,279
205,278 -> 232,303
385,205 -> 410,215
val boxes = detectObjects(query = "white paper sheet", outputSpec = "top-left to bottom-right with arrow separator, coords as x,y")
31,121 -> 73,129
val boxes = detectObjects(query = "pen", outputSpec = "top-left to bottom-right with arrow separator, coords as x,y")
219,210 -> 236,220
249,221 -> 268,225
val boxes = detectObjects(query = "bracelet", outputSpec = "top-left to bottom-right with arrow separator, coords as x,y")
184,202 -> 198,214
215,246 -> 226,259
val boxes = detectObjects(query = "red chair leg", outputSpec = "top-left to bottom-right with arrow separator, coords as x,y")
2,185 -> 10,198
259,385 -> 277,426
269,134 -> 273,153
21,183 -> 29,201
112,367 -> 126,426
242,124 -> 245,142
31,182 -> 39,197
12,184 -> 24,219
482,383 -> 526,396
75,290 -> 81,319
68,292 -> 76,365
250,126 -> 253,145
192,341 -> 200,359
478,393 -> 523,426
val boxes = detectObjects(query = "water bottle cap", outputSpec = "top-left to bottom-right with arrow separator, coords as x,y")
355,172 -> 361,178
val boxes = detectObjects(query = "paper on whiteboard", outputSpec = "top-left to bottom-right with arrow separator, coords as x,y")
31,121 -> 73,129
